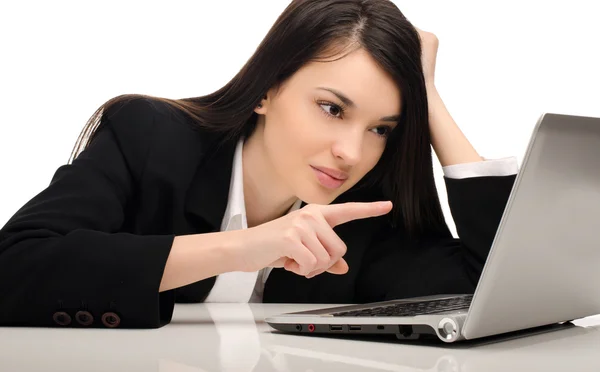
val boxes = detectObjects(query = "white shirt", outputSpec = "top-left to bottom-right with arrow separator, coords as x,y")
204,138 -> 519,303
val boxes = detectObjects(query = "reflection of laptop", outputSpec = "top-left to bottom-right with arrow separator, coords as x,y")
266,113 -> 600,343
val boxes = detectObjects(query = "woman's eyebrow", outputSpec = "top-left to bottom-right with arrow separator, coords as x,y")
316,87 -> 400,122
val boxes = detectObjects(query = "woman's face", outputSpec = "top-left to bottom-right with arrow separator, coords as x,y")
255,48 -> 402,205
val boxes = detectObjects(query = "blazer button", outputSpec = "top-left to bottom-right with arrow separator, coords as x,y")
101,312 -> 121,328
52,311 -> 72,326
75,311 -> 94,326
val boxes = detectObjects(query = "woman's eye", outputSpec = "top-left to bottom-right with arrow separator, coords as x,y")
371,126 -> 392,138
316,99 -> 392,139
319,103 -> 344,118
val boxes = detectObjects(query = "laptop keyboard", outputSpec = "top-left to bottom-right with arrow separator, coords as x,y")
331,295 -> 473,317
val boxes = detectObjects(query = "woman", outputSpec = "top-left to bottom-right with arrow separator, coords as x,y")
0,0 -> 517,329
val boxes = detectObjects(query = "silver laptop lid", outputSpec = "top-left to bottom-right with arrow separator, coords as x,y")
464,113 -> 600,339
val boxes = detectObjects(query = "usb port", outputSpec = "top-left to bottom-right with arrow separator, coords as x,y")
329,325 -> 343,331
349,325 -> 362,331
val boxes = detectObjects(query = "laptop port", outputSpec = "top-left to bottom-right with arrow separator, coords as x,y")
377,325 -> 385,330
329,325 -> 343,331
349,325 -> 362,331
399,325 -> 413,337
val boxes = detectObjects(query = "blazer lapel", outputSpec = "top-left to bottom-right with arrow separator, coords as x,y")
184,133 -> 237,232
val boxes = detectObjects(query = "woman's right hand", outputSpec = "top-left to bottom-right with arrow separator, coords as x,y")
229,201 -> 393,278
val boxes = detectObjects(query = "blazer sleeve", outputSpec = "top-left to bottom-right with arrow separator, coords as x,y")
0,98 -> 176,328
354,174 -> 517,303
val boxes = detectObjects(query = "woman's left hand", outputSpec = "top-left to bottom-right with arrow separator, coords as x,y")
415,27 -> 438,86
413,27 -> 483,167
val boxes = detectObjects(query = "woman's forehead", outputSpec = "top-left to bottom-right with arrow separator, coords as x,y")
288,49 -> 402,116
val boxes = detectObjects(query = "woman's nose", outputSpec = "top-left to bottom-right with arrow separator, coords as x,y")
331,131 -> 362,166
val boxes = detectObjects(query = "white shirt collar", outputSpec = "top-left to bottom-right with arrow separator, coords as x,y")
221,137 -> 303,231
207,138 -> 302,303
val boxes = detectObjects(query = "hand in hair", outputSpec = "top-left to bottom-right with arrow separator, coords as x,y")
415,27 -> 439,85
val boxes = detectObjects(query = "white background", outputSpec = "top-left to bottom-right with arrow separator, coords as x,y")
0,1 -> 599,235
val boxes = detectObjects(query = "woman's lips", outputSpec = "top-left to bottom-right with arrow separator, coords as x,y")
311,166 -> 346,189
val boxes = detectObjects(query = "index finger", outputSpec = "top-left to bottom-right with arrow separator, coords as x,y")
321,201 -> 392,227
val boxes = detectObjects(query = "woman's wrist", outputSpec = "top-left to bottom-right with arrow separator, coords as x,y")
159,230 -> 243,292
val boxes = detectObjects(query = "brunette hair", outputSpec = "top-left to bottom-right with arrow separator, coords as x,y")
69,0 -> 449,239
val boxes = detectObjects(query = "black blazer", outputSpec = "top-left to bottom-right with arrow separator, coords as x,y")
0,97 -> 516,328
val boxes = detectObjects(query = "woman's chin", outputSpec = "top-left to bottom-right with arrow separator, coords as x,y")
295,183 -> 342,206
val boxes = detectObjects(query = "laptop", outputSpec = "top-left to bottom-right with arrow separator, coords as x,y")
266,113 -> 600,343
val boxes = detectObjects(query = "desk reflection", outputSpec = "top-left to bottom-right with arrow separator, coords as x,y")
1,303 -> 598,372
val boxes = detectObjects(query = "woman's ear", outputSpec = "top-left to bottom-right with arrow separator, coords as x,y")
254,94 -> 269,114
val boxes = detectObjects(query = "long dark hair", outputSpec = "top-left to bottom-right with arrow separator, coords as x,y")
69,0 -> 449,239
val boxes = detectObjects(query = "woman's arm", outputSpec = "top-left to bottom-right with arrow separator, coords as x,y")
417,28 -> 483,167
0,98 -> 186,328
426,85 -> 483,166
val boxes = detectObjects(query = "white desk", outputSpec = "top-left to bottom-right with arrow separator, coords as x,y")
1,303 -> 599,371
